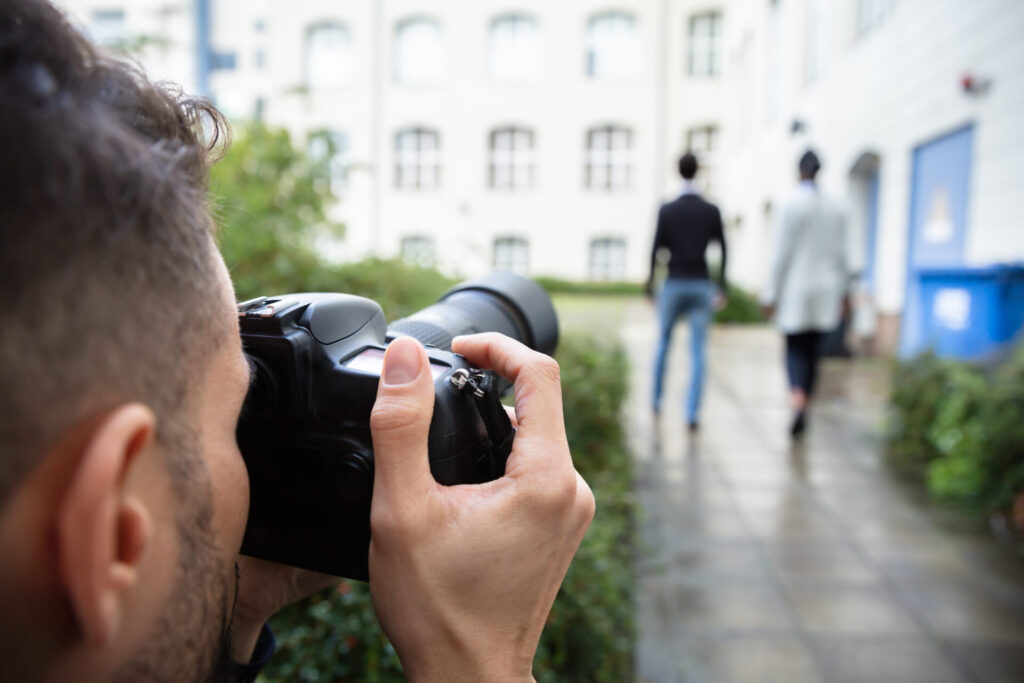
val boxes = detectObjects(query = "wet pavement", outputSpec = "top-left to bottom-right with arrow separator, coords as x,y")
618,302 -> 1024,683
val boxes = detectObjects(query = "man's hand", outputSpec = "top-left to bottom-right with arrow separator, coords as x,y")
368,334 -> 595,683
231,557 -> 336,662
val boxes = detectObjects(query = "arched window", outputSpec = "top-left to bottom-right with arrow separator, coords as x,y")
395,128 -> 440,189
493,237 -> 529,274
308,129 -> 349,196
487,14 -> 542,83
305,22 -> 352,89
590,238 -> 626,281
395,18 -> 444,85
586,12 -> 639,80
586,126 -> 632,191
401,235 -> 436,267
489,127 -> 535,190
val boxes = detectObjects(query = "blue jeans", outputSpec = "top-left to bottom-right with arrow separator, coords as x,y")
652,279 -> 714,422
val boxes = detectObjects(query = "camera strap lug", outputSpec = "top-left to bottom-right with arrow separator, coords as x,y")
448,369 -> 515,478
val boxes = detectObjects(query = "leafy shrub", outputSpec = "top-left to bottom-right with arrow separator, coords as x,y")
534,277 -> 645,297
260,334 -> 636,682
714,284 -> 764,324
885,352 -> 956,477
887,345 -> 1024,516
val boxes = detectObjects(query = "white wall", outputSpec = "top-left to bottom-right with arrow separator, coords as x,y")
723,0 -> 1024,319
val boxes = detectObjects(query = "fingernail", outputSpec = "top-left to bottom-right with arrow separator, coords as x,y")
383,338 -> 422,386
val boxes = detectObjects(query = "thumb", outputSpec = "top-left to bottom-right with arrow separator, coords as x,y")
370,337 -> 436,502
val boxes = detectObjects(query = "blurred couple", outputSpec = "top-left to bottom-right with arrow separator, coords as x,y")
647,150 -> 851,438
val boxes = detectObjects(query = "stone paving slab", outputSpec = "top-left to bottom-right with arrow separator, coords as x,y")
622,302 -> 1024,683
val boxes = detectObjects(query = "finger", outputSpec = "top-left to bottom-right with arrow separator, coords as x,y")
451,333 -> 565,438
504,404 -> 519,429
370,337 -> 436,503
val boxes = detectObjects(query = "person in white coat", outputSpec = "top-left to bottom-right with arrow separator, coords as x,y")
760,150 -> 853,437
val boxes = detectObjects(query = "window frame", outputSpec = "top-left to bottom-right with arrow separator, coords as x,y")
488,127 -> 536,191
394,17 -> 445,85
589,237 -> 627,281
304,21 -> 353,90
585,125 -> 633,191
493,236 -> 530,274
687,11 -> 722,77
487,13 -> 543,83
585,11 -> 640,81
394,127 -> 441,190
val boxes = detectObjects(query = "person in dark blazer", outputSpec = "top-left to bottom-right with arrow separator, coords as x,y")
646,152 -> 727,431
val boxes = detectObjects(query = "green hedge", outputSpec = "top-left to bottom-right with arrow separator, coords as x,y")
886,345 -> 1024,515
260,332 -> 636,682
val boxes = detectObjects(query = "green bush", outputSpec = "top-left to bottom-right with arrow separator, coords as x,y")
886,345 -> 1024,515
534,276 -> 645,297
714,284 -> 764,324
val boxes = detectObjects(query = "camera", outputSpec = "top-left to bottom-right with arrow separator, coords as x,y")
236,272 -> 559,580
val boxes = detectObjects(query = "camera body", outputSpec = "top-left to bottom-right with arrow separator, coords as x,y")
237,273 -> 558,581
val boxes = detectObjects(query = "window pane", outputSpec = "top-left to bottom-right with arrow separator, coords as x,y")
309,130 -> 349,195
90,9 -> 125,47
590,238 -> 626,280
488,15 -> 542,82
395,129 -> 440,189
396,18 -> 444,85
306,24 -> 352,89
587,126 -> 632,190
494,238 -> 529,274
401,236 -> 435,267
688,12 -> 721,77
587,12 -> 639,80
489,127 -> 534,190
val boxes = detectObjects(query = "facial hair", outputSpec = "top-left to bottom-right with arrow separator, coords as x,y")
111,440 -> 236,683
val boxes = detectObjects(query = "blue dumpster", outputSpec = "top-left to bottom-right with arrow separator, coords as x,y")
909,264 -> 1024,360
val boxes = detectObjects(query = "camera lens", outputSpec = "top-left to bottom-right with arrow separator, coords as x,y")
387,272 -> 558,355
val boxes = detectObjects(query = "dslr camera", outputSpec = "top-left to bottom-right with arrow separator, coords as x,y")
236,272 -> 558,580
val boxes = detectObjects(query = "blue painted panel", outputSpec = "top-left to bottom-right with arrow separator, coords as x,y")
899,124 -> 974,357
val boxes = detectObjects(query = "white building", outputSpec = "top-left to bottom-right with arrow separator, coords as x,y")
721,0 -> 1024,350
57,0 -> 732,284
55,0 -> 1024,352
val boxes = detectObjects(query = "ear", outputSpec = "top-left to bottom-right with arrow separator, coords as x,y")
56,403 -> 155,647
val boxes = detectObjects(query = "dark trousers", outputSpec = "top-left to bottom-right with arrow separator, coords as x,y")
785,331 -> 826,397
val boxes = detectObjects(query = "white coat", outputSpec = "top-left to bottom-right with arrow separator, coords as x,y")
760,183 -> 853,333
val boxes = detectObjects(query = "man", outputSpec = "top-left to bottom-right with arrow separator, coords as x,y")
760,150 -> 852,437
646,152 -> 727,432
0,2 -> 594,681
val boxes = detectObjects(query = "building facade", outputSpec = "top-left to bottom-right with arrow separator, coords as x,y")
57,0 -> 1024,351
58,0 -> 732,283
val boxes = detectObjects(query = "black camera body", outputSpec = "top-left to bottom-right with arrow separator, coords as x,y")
237,273 -> 558,581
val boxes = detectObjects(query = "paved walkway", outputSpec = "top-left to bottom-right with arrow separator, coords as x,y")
620,302 -> 1024,683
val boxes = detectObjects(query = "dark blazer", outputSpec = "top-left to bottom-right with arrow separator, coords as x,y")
647,193 -> 727,292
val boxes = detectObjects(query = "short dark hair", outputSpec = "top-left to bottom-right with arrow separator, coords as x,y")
678,152 -> 698,180
799,149 -> 821,179
0,0 -> 231,502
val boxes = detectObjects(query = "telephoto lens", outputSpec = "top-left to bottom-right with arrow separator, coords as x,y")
387,271 -> 559,355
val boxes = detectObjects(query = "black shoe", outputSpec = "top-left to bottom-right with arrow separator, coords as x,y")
790,410 -> 807,438
687,421 -> 699,434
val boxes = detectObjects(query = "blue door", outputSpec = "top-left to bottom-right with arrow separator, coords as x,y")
899,124 -> 974,357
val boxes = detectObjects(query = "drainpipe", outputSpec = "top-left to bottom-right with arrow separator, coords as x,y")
195,0 -> 211,97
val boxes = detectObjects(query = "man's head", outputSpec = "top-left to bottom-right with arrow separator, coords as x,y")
799,149 -> 821,181
0,1 -> 251,680
678,152 -> 699,180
